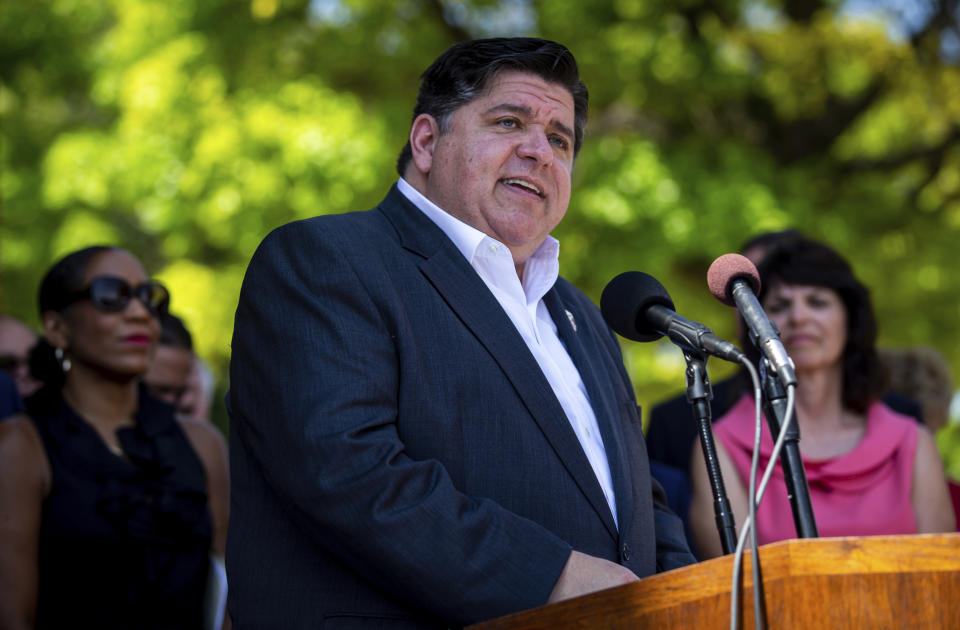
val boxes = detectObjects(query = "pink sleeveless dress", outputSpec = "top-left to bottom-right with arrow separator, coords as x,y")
712,395 -> 918,544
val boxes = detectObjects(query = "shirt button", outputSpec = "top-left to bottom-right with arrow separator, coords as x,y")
488,244 -> 498,252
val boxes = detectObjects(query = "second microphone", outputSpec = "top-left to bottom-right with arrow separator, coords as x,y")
600,271 -> 746,365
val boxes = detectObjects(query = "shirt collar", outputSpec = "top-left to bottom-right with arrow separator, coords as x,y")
396,177 -> 560,275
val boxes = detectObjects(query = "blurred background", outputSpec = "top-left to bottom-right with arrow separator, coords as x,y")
2,0 -> 960,474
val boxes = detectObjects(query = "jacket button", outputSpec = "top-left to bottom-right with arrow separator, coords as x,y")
621,543 -> 630,561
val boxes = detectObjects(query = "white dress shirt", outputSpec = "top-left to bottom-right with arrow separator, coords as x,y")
397,178 -> 618,526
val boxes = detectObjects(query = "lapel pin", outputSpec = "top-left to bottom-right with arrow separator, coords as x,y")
565,309 -> 577,332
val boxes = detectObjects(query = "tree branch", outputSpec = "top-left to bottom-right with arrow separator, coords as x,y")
839,127 -> 960,173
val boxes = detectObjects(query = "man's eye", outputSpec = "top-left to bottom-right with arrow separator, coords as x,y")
550,136 -> 570,150
499,118 -> 518,128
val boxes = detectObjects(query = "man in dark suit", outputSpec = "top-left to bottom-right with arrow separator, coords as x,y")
227,37 -> 695,629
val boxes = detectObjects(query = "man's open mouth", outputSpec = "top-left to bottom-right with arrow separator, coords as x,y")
501,178 -> 543,197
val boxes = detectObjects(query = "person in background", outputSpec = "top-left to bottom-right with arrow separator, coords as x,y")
0,315 -> 43,399
143,311 -> 195,409
646,230 -> 803,475
180,356 -> 215,422
143,314 -> 217,423
643,229 -> 803,555
879,345 -> 960,529
227,37 -> 694,629
880,346 -> 953,432
0,246 -> 229,629
645,229 -> 923,557
689,235 -> 955,558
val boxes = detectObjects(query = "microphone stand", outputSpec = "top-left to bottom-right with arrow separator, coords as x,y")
684,350 -> 738,554
758,359 -> 819,538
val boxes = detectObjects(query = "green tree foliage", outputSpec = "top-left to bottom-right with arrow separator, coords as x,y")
3,0 -> 960,471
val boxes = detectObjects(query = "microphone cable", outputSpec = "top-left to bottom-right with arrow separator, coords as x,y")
729,369 -> 797,630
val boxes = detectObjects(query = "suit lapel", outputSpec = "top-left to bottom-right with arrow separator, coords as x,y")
544,289 -> 634,541
378,187 -> 619,540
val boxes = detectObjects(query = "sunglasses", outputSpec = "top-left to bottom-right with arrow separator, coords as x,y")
0,354 -> 29,374
63,276 -> 170,317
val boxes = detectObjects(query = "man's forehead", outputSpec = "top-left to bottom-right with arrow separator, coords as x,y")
482,70 -> 573,105
0,319 -> 36,347
477,71 -> 575,130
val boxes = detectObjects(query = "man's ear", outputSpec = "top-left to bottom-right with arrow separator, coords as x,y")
409,114 -> 440,176
42,310 -> 70,351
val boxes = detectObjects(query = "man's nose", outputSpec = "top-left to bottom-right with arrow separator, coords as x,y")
516,129 -> 553,165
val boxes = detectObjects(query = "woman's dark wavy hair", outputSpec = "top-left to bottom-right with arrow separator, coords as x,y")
396,37 -> 588,175
745,236 -> 883,413
29,245 -> 117,389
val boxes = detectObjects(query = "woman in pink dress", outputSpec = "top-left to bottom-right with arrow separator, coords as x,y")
689,235 -> 955,558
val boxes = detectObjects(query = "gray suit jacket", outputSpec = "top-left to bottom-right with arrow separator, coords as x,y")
226,185 -> 694,629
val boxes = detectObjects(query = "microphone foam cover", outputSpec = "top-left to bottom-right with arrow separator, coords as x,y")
706,253 -> 762,306
601,271 -> 675,343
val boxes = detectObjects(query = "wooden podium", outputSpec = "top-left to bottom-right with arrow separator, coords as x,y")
469,533 -> 960,629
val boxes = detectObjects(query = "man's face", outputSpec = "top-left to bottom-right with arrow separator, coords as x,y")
416,71 -> 576,267
0,317 -> 41,397
143,344 -> 194,407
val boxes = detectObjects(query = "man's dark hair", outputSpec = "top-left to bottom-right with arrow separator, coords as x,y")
159,312 -> 193,351
396,37 -> 588,176
749,235 -> 883,413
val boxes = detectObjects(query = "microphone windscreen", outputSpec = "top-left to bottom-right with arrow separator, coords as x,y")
706,253 -> 762,306
601,271 -> 675,342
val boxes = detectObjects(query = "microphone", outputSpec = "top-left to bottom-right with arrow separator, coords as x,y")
603,270 -> 744,554
706,253 -> 797,386
601,271 -> 746,364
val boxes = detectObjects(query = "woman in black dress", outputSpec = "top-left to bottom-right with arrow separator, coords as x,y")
0,246 -> 228,629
